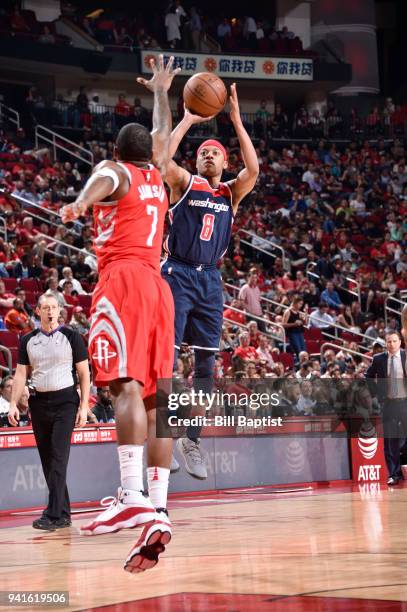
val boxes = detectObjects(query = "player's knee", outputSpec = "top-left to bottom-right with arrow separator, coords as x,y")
110,378 -> 142,403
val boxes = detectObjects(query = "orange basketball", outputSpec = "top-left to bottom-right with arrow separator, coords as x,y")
183,72 -> 227,118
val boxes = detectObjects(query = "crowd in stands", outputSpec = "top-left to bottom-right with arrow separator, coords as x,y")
0,5 -> 71,46
1,86 -> 407,426
25,87 -> 407,145
0,3 -> 304,55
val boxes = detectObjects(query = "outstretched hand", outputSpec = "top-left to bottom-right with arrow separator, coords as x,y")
60,201 -> 87,223
137,54 -> 181,92
229,82 -> 241,125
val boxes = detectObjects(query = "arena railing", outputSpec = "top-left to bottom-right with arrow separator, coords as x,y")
223,304 -> 287,348
39,97 -> 407,142
224,282 -> 374,348
384,294 -> 406,328
3,190 -> 83,236
35,124 -> 94,167
237,229 -> 290,271
306,262 -> 360,303
320,342 -> 372,362
36,233 -> 92,258
0,103 -> 20,130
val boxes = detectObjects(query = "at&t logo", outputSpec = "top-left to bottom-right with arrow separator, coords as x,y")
358,420 -> 378,460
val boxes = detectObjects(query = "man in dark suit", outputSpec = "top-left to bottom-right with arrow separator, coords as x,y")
366,331 -> 407,485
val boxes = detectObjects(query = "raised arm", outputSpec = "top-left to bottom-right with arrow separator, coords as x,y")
227,84 -> 259,213
61,55 -> 180,223
163,106 -> 215,196
136,54 -> 181,176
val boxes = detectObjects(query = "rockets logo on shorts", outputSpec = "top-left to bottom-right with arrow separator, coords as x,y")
91,334 -> 118,372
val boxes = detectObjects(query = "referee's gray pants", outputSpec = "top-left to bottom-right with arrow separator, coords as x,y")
29,386 -> 79,520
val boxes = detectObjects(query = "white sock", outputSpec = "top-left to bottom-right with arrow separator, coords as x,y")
147,467 -> 170,509
118,445 -> 144,493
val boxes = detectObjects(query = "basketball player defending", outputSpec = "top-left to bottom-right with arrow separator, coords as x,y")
162,84 -> 259,477
61,56 -> 180,572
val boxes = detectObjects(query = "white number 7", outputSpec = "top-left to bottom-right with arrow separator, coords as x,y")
146,205 -> 158,246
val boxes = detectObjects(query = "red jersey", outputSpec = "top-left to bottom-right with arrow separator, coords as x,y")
93,162 -> 168,273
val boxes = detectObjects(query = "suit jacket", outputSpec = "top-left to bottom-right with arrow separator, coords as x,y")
365,350 -> 407,403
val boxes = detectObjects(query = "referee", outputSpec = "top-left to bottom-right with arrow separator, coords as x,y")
8,294 -> 90,531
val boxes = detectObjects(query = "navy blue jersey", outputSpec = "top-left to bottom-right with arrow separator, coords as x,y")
164,175 -> 233,266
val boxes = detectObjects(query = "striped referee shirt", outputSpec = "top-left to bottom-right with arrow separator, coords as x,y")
18,326 -> 88,392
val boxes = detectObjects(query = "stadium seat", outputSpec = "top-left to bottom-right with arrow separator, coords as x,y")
304,328 -> 323,342
341,331 -> 361,343
3,279 -> 18,291
276,352 -> 295,370
20,279 -> 41,291
77,294 -> 92,308
23,291 -> 36,305
306,340 -> 321,355
0,331 -> 19,348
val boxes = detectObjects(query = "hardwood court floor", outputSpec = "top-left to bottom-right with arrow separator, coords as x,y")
1,484 -> 407,611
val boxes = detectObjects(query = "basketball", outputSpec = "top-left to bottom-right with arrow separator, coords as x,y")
183,72 -> 227,117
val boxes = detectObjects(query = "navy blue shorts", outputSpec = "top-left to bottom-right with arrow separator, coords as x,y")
161,259 -> 223,352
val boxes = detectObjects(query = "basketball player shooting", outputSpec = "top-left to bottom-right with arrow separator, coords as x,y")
60,55 -> 180,573
162,83 -> 259,478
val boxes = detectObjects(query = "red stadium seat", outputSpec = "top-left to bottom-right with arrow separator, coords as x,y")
78,294 -> 92,308
3,279 -> 18,291
20,278 -> 41,291
306,340 -> 321,355
23,291 -> 36,305
0,330 -> 19,348
341,331 -> 361,343
276,352 -> 295,370
304,328 -> 323,342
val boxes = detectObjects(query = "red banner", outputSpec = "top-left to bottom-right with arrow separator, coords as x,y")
0,427 -> 117,449
0,418 -> 346,449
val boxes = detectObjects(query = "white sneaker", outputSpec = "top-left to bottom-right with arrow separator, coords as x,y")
79,487 -> 155,536
170,454 -> 180,473
124,509 -> 172,573
177,437 -> 207,480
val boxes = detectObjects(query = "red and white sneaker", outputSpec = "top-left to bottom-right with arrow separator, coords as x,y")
124,509 -> 172,573
79,488 -> 155,536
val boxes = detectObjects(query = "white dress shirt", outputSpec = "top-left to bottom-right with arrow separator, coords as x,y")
387,351 -> 407,398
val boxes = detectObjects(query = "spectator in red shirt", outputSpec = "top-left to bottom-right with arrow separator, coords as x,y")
233,332 -> 258,363
223,298 -> 246,326
5,298 -> 33,335
17,217 -> 37,247
62,280 -> 79,306
248,320 -> 261,348
115,94 -> 132,129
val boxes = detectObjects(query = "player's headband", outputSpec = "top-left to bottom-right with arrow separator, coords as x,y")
197,139 -> 228,162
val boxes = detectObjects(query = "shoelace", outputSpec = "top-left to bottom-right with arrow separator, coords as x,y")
184,441 -> 204,464
100,495 -> 119,511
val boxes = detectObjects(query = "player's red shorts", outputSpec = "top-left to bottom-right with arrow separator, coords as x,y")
89,261 -> 174,400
